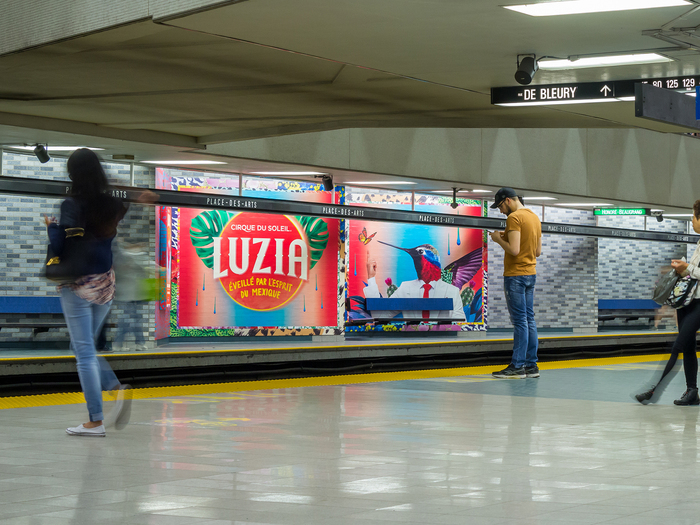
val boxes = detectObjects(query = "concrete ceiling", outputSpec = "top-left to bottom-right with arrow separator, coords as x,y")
1,0 -> 700,212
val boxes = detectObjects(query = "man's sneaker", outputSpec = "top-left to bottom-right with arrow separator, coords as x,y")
674,388 -> 700,406
524,366 -> 540,378
492,365 -> 526,379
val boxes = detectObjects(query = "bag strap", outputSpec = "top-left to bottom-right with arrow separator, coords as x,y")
65,227 -> 84,238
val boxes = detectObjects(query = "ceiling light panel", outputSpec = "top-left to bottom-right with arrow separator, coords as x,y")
523,196 -> 558,200
6,146 -> 104,151
504,0 -> 690,17
553,202 -> 613,206
249,171 -> 326,175
346,181 -> 417,185
142,160 -> 226,165
538,53 -> 673,70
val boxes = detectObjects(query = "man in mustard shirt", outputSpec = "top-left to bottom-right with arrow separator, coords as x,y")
489,188 -> 542,379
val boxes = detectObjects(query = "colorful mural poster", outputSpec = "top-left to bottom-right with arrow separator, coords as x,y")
156,170 -> 341,334
346,193 -> 486,330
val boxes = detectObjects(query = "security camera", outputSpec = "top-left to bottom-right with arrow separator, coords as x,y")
515,55 -> 538,86
33,144 -> 50,163
450,202 -> 458,209
650,210 -> 664,222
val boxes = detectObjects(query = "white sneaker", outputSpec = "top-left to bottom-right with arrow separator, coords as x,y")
66,423 -> 106,437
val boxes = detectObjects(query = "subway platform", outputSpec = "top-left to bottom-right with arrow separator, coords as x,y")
0,329 -> 685,395
1,353 -> 699,525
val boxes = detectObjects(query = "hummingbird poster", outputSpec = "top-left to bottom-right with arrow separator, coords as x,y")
346,195 -> 486,330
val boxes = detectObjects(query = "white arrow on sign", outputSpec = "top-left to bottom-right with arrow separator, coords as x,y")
601,85 -> 612,96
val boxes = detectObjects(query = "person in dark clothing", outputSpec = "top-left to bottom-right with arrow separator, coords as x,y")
636,199 -> 700,406
44,149 -> 131,436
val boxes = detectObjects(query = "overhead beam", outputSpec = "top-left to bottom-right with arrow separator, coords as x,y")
635,83 -> 700,131
0,174 -> 696,244
0,111 -> 203,149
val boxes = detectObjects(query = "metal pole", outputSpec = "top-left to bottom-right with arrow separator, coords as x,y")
130,163 -> 135,186
0,148 -> 3,176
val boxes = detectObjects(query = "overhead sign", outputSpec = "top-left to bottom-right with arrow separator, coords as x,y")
0,175 -> 697,245
594,208 -> 649,216
492,75 -> 700,106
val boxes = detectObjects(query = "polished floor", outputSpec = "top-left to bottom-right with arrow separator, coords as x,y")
1,357 -> 700,525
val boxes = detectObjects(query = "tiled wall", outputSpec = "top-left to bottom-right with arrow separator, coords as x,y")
597,215 -> 687,301
0,152 -> 156,344
0,153 -> 695,341
488,205 -> 598,331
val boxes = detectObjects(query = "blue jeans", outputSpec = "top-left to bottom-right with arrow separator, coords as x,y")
60,288 -> 120,421
504,275 -> 538,369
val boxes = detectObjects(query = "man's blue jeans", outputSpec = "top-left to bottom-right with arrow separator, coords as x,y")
504,275 -> 538,369
60,288 -> 119,421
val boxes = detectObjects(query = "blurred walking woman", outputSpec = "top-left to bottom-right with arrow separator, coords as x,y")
637,199 -> 700,405
44,149 -> 129,436
669,200 -> 700,405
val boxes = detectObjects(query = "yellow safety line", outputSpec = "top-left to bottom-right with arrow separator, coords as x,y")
0,353 -> 671,410
0,331 -> 677,362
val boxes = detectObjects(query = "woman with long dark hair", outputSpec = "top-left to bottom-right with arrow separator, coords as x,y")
636,199 -> 700,405
44,149 -> 130,436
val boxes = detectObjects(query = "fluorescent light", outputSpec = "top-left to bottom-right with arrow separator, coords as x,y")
431,189 -> 492,193
554,202 -> 613,206
346,181 -> 417,185
538,53 -> 672,70
496,98 -> 620,107
504,0 -> 689,17
249,171 -> 326,175
7,146 -> 104,151
142,160 -> 226,165
664,213 -> 694,217
523,196 -> 558,200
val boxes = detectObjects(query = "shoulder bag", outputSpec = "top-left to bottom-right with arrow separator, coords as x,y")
652,268 -> 680,305
42,227 -> 89,282
665,274 -> 699,309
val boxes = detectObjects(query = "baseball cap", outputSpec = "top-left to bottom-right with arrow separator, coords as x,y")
490,187 -> 518,209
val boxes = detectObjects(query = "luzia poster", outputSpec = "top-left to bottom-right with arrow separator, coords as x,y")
159,170 -> 341,336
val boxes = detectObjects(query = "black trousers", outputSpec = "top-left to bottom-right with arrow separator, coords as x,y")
660,299 -> 700,389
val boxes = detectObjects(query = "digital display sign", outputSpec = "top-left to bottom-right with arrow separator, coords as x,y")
594,208 -> 649,216
492,75 -> 700,106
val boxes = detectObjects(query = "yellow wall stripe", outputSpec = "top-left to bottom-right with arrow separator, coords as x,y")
0,353 -> 671,410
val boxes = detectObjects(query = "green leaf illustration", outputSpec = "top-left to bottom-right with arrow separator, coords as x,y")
190,210 -> 233,268
295,216 -> 329,269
